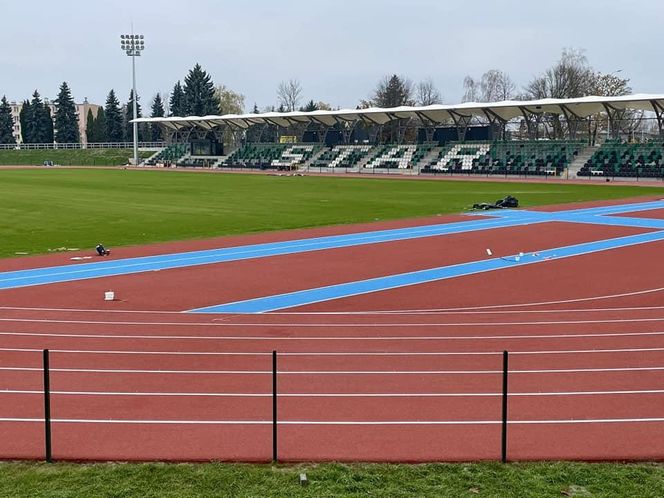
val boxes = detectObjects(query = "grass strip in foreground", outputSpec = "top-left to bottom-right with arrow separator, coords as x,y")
0,461 -> 663,498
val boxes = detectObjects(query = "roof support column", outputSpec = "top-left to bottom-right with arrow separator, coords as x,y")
448,110 -> 471,141
651,100 -> 664,138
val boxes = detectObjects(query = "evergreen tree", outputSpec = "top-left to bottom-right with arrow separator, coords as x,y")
54,82 -> 80,143
183,64 -> 220,116
0,96 -> 15,144
123,89 -> 142,142
169,81 -> 185,117
85,109 -> 95,143
253,103 -> 259,114
300,99 -> 318,112
104,90 -> 124,142
25,91 -> 53,143
19,99 -> 32,143
150,93 -> 165,141
92,107 -> 107,142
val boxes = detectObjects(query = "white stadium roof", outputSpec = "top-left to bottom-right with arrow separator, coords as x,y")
134,94 -> 664,130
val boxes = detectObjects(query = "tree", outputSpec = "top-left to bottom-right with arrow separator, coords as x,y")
371,75 -> 414,108
85,109 -> 95,143
524,48 -> 593,100
299,99 -> 318,112
124,89 -> 142,142
214,84 -> 244,114
277,79 -> 303,112
0,96 -> 15,144
169,81 -> 186,117
104,89 -> 124,142
480,70 -> 515,102
54,82 -> 80,143
91,107 -> 106,142
462,76 -> 479,103
19,99 -> 32,143
150,93 -> 165,141
183,64 -> 220,115
23,91 -> 53,143
416,79 -> 442,105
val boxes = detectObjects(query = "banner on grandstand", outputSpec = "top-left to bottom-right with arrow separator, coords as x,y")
279,136 -> 297,144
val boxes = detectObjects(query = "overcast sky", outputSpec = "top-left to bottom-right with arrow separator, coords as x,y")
1,0 -> 661,111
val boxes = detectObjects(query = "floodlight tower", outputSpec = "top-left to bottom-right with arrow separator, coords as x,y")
120,33 -> 145,165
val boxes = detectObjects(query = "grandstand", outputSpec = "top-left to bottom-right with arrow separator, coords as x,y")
577,140 -> 664,178
134,94 -> 664,179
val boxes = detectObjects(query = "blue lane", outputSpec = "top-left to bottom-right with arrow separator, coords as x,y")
1,199 -> 662,292
0,216 -> 543,290
190,230 -> 664,314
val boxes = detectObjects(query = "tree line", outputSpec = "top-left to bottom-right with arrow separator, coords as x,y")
0,48 -> 637,145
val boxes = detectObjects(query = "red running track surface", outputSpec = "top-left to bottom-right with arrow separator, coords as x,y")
0,197 -> 664,462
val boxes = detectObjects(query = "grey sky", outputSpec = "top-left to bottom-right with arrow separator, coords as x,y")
1,0 -> 661,111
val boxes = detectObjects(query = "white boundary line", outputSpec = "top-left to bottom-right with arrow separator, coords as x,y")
2,330 -> 664,340
3,316 -> 664,327
1,286 -> 664,316
1,417 -> 664,425
2,389 -> 663,398
2,366 -> 663,374
2,346 -> 664,356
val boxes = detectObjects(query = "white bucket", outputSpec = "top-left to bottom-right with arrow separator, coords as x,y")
104,291 -> 115,301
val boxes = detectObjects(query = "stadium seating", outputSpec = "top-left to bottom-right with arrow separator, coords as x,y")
576,141 -> 664,178
220,144 -> 322,170
144,144 -> 188,166
311,145 -> 374,169
421,140 -> 583,176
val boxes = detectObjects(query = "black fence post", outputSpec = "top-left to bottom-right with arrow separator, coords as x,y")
43,349 -> 52,463
501,350 -> 509,463
272,350 -> 278,463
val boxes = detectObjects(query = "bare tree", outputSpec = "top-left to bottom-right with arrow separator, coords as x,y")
462,76 -> 479,102
480,70 -> 516,102
416,78 -> 442,105
277,79 -> 303,112
523,48 -> 595,137
524,48 -> 593,100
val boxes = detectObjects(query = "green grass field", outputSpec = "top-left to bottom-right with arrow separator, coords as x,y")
1,168 -> 663,258
0,149 -> 153,166
1,461 -> 663,498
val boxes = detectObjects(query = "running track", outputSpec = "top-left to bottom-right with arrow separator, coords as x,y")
0,197 -> 664,461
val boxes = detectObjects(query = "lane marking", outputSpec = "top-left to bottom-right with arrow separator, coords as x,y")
2,285 -> 664,316
189,231 -> 664,313
2,330 -> 664,341
2,389 -> 663,398
1,417 -> 664,425
2,366 -> 664,374
3,316 -> 664,327
2,347 -> 664,356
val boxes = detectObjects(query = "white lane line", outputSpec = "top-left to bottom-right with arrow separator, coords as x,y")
1,417 -> 664,425
2,389 -> 663,397
2,347 -> 664,356
268,286 -> 664,314
4,317 -> 664,327
267,306 -> 664,316
2,285 -> 664,315
2,366 -> 664,374
3,330 -> 664,341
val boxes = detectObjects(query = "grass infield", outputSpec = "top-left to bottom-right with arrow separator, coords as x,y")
1,168 -> 664,258
1,461 -> 663,497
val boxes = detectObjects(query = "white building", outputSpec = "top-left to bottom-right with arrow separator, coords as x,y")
9,98 -> 101,145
